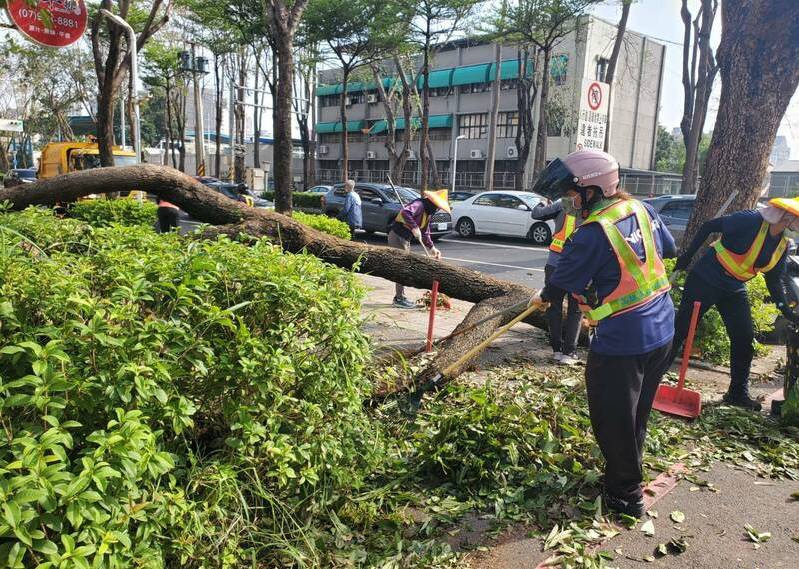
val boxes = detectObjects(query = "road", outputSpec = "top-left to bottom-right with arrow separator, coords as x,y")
180,219 -> 549,288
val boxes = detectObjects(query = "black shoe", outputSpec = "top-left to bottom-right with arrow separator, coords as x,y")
603,493 -> 645,518
723,389 -> 762,411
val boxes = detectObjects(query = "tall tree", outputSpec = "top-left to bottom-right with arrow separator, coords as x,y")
370,56 -> 416,183
90,0 -> 171,166
492,0 -> 599,186
683,0 -> 799,245
406,0 -> 479,191
679,0 -> 718,196
602,0 -> 634,152
266,0 -> 310,214
484,42 -> 502,192
305,0 -> 404,182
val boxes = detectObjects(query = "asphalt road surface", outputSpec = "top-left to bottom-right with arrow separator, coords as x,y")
180,219 -> 548,288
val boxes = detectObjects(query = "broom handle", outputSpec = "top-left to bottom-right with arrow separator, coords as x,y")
677,301 -> 702,391
442,301 -> 541,376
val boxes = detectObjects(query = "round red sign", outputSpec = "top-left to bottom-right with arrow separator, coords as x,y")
587,82 -> 603,111
6,0 -> 87,48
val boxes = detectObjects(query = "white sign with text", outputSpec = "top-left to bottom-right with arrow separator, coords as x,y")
575,79 -> 609,151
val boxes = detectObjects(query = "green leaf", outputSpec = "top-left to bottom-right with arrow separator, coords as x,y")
640,519 -> 655,537
670,510 -> 685,524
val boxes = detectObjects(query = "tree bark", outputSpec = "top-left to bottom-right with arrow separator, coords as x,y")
533,48 -> 552,176
683,0 -> 799,246
485,43 -> 502,193
0,165 -> 560,396
603,0 -> 631,152
420,33 -> 432,191
214,53 -> 223,178
515,48 -> 538,192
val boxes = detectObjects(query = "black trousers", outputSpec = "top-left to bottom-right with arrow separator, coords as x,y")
544,264 -> 582,354
670,271 -> 753,392
585,341 -> 673,501
157,207 -> 179,234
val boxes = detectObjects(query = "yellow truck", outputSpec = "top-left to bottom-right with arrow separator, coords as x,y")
38,142 -> 142,200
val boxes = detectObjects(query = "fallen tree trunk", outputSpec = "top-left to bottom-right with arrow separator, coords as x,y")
0,165 -> 558,395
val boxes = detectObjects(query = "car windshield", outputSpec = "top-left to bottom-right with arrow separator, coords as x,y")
388,187 -> 420,203
516,192 -> 544,207
15,169 -> 36,179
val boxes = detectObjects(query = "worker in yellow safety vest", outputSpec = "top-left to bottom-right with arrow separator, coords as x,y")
671,197 -> 799,410
531,198 -> 582,365
531,149 -> 678,518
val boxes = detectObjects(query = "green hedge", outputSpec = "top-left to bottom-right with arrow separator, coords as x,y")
69,199 -> 158,227
293,211 -> 351,239
0,208 -> 378,567
263,191 -> 324,211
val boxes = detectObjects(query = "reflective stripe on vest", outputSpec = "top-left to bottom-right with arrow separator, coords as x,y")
581,199 -> 671,322
549,214 -> 577,253
395,207 -> 429,231
712,220 -> 787,282
244,195 -> 254,207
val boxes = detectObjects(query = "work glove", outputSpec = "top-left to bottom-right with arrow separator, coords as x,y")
411,227 -> 423,242
674,253 -> 692,272
430,247 -> 442,260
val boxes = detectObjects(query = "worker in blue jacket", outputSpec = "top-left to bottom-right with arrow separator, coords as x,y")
533,149 -> 677,518
672,199 -> 799,410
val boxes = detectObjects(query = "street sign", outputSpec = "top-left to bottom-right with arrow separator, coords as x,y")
0,118 -> 24,133
6,0 -> 88,48
575,78 -> 610,151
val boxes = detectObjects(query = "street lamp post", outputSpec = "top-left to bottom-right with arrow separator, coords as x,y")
99,10 -> 140,167
451,134 -> 466,194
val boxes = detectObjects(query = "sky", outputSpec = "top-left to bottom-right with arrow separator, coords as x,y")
590,0 -> 799,159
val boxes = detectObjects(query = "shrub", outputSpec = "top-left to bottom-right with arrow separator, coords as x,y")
263,191 -> 323,211
293,211 -> 351,239
70,199 -> 158,227
665,259 -> 778,364
0,208 -> 379,567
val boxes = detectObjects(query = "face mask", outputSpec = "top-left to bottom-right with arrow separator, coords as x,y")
562,196 -> 579,213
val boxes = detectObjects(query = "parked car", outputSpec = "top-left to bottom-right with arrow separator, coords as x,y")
3,168 -> 37,187
449,191 -> 475,203
644,194 -> 696,245
451,190 -> 555,245
305,184 -> 332,194
322,182 -> 453,240
195,176 -> 272,208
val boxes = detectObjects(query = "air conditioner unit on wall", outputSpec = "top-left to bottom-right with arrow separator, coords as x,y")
506,146 -> 518,158
366,150 -> 377,159
470,149 -> 484,159
318,145 -> 329,155
367,93 -> 378,104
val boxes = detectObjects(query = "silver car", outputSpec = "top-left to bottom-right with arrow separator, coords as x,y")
644,195 -> 695,245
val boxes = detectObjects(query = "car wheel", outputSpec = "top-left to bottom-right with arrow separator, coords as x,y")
456,217 -> 475,238
529,223 -> 552,246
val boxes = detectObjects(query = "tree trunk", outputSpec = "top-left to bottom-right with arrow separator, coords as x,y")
340,69 -> 350,182
603,0 -> 631,152
485,43 -> 502,193
420,35 -> 432,191
0,165 -> 562,396
96,86 -> 117,166
683,0 -> 799,246
273,37 -> 294,213
165,77 -> 176,168
253,55 -> 262,169
533,48 -> 551,176
515,48 -> 538,191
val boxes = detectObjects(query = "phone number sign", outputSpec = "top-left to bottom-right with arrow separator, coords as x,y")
6,0 -> 87,48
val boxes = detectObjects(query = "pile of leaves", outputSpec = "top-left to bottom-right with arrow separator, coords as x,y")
416,290 -> 453,310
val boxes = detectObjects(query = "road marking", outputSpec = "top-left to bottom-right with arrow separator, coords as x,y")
440,238 -> 549,252
444,256 -> 545,272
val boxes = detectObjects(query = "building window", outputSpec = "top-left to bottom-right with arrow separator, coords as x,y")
596,57 -> 609,82
501,79 -> 517,90
319,95 -> 339,107
459,82 -> 491,95
429,128 -> 452,141
319,133 -> 338,144
458,113 -> 488,139
497,111 -> 519,138
347,92 -> 364,105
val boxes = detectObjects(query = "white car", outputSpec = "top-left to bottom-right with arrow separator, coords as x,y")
451,190 -> 556,246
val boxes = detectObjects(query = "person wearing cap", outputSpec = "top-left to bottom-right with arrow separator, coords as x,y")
671,198 -> 799,410
387,189 -> 449,309
532,149 -> 677,518
531,198 -> 583,365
